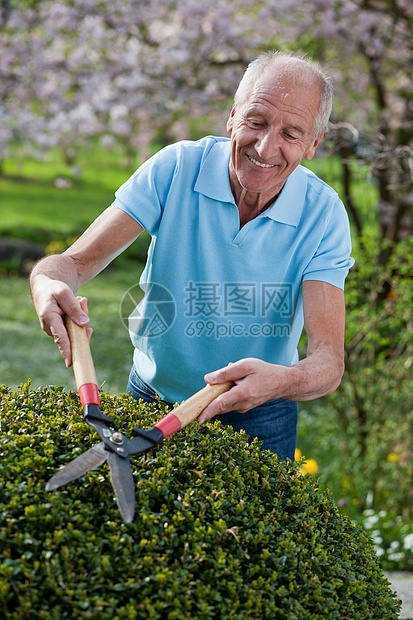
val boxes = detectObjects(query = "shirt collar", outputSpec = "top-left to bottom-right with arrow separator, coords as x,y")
194,139 -> 234,203
263,166 -> 308,227
194,138 -> 308,228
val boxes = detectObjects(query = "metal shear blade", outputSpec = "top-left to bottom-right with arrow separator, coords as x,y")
46,442 -> 108,491
46,441 -> 136,523
45,422 -> 164,523
107,451 -> 135,523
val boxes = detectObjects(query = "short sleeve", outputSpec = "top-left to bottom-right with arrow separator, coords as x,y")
112,144 -> 179,236
302,199 -> 355,290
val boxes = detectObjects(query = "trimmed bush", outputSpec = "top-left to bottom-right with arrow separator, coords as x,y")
0,383 -> 401,619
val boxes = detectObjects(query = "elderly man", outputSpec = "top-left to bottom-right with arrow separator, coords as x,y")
30,50 -> 354,460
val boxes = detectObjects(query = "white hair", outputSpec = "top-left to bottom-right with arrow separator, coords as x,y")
234,50 -> 333,139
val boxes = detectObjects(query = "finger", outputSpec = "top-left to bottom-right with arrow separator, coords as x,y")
204,361 -> 242,385
41,293 -> 90,366
67,295 -> 89,326
85,327 -> 93,343
75,297 -> 93,341
50,319 -> 73,368
197,387 -> 241,424
43,290 -> 90,330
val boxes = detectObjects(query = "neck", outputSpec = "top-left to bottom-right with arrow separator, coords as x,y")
233,184 -> 282,228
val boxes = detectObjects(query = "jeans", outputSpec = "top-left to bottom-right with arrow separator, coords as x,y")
127,368 -> 172,407
126,367 -> 297,461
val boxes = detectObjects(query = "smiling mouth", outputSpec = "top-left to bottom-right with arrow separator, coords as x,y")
247,154 -> 276,169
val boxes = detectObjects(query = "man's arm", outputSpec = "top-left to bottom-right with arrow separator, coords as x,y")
197,280 -> 345,422
29,205 -> 143,366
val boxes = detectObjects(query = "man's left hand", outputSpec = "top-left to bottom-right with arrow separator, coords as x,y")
198,358 -> 289,423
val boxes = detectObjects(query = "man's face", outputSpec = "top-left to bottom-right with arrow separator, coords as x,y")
227,71 -> 324,203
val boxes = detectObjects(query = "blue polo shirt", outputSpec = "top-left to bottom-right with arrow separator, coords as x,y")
113,136 -> 354,403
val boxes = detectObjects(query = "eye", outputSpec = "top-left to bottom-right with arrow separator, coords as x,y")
283,132 -> 298,140
245,117 -> 265,129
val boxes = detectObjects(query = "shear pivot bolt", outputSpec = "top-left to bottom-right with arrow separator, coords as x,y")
110,432 -> 124,445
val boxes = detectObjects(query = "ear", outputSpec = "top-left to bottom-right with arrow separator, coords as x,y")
226,104 -> 237,133
305,132 -> 324,161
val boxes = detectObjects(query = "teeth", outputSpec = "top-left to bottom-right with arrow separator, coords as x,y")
248,155 -> 275,168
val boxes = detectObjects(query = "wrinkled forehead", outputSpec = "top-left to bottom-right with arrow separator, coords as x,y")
238,69 -> 320,122
238,59 -> 322,106
252,65 -> 320,99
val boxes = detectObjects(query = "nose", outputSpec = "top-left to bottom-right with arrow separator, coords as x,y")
255,127 -> 280,160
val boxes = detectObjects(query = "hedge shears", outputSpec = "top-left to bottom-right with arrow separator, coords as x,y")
46,314 -> 232,523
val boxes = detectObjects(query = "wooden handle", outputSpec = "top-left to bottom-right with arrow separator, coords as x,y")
154,382 -> 234,438
64,314 -> 98,393
173,382 -> 234,428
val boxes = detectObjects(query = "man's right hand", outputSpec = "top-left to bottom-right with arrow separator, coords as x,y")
29,206 -> 144,366
31,274 -> 91,367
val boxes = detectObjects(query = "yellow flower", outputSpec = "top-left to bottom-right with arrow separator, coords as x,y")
295,449 -> 318,475
45,240 -> 65,255
387,453 -> 398,463
301,459 -> 318,475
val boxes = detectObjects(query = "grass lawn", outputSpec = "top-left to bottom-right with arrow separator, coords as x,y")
0,144 -> 150,394
0,145 -> 137,238
1,143 -> 377,240
0,268 -> 144,396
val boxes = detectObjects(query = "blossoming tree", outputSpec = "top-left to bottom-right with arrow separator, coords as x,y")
1,0 -> 412,247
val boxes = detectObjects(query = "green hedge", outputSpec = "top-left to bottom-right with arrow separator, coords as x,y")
0,383 -> 401,619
